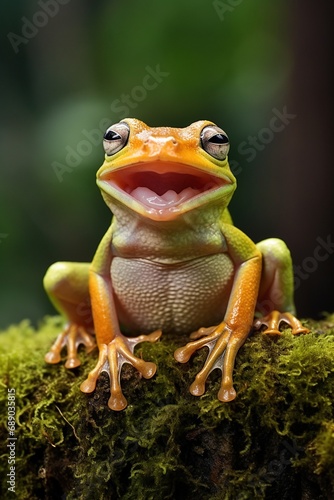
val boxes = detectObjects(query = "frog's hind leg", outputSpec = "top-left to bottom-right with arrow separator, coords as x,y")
43,262 -> 96,368
254,238 -> 309,335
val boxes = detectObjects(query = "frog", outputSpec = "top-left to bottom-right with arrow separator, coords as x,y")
44,118 -> 309,411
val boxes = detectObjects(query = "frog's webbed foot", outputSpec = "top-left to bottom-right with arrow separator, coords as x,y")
45,323 -> 96,369
175,322 -> 244,403
254,310 -> 310,336
80,330 -> 162,411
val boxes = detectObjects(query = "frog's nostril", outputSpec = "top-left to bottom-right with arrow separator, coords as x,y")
148,136 -> 178,145
141,136 -> 179,156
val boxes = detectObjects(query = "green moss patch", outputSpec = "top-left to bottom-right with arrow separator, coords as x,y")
1,315 -> 334,499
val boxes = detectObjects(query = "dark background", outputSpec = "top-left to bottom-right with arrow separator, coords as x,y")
0,0 -> 333,328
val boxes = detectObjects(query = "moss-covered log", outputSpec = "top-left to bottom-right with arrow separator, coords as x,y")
1,316 -> 334,499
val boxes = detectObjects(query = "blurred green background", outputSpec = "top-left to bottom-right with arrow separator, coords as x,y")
0,0 -> 333,328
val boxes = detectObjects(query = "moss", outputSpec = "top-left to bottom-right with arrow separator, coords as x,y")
1,315 -> 334,499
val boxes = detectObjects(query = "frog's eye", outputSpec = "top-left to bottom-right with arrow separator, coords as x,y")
103,122 -> 130,156
200,125 -> 230,161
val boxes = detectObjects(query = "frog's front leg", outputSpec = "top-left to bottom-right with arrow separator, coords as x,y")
175,225 -> 262,402
79,225 -> 161,411
254,238 -> 309,335
44,262 -> 95,368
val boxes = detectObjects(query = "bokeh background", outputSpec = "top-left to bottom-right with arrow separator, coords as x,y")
0,0 -> 333,328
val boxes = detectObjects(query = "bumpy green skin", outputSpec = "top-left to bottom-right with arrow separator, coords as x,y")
1,316 -> 334,499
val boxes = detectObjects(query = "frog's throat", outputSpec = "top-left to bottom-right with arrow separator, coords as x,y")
97,161 -> 235,221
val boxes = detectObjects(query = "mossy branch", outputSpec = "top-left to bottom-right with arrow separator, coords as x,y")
1,315 -> 334,499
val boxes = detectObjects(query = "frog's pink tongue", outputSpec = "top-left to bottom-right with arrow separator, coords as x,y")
129,186 -> 200,208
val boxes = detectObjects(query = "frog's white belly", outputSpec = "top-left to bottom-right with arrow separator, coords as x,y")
111,254 -> 234,335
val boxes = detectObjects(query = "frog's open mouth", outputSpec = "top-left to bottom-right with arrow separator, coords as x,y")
98,161 -> 232,217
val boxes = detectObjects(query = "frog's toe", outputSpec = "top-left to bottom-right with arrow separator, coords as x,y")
175,322 -> 243,403
45,324 -> 95,368
174,330 -> 220,363
80,330 -> 161,411
80,344 -> 108,394
65,356 -> 81,369
218,378 -> 236,402
44,349 -> 61,364
108,391 -> 128,412
254,311 -> 310,336
189,325 -> 217,340
175,324 -> 224,363
189,377 -> 206,397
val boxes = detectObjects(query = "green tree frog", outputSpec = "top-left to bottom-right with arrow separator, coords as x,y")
44,119 -> 309,411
